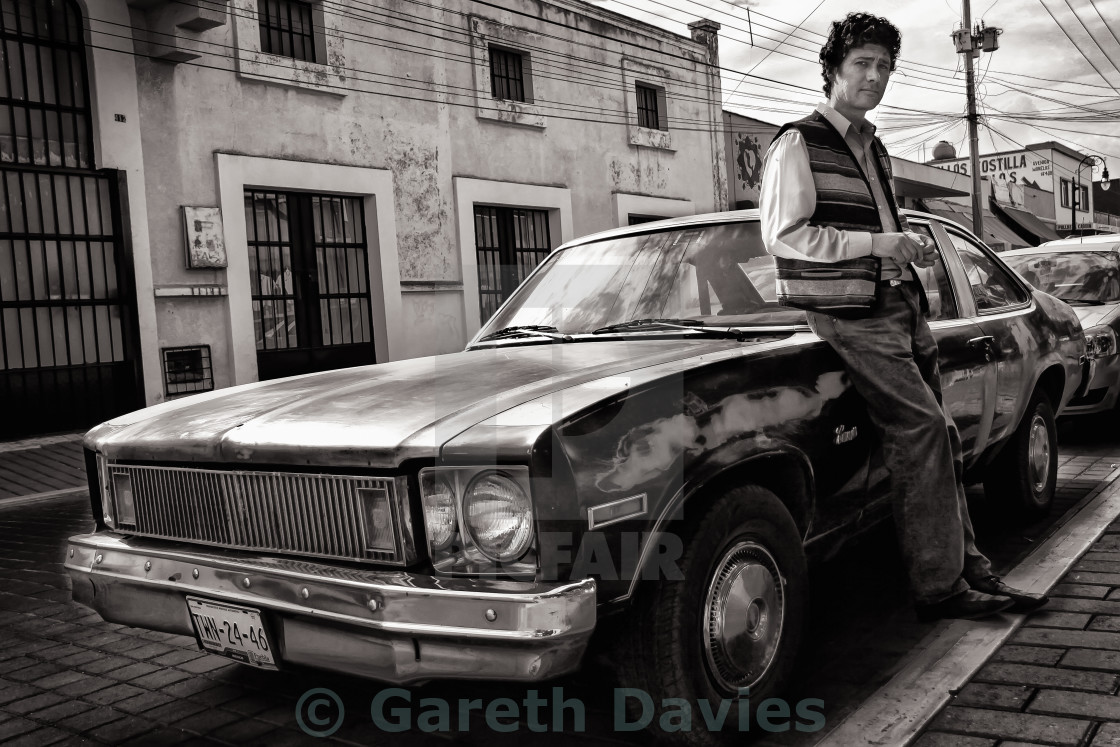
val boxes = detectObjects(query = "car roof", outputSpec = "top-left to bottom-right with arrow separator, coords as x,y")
559,208 -> 949,250
1004,235 -> 1120,256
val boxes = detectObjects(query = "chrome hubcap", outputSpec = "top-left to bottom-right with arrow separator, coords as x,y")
703,541 -> 785,692
1028,414 -> 1051,494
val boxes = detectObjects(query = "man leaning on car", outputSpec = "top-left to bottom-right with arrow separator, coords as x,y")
759,12 -> 1047,621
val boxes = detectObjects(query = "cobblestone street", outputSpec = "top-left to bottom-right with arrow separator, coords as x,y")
1,419 -> 1119,746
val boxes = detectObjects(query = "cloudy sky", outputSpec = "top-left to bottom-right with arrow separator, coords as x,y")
598,0 -> 1119,174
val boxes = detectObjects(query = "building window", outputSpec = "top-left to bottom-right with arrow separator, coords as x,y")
245,190 -> 375,380
162,346 -> 214,396
1061,178 -> 1090,210
258,0 -> 316,62
474,206 -> 551,322
636,83 -> 664,130
489,46 -> 527,102
628,214 -> 664,225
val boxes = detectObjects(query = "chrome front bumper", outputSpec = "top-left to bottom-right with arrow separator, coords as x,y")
66,533 -> 597,684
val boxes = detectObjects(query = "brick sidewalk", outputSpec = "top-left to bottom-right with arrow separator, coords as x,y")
0,435 -> 85,501
917,494 -> 1120,745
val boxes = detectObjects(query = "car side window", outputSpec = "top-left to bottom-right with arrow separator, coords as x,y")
945,230 -> 1029,312
908,223 -> 958,321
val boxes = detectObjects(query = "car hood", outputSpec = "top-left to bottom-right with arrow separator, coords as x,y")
87,337 -> 788,467
1072,302 -> 1120,329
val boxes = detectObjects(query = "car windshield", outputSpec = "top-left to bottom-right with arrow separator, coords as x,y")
477,220 -> 806,337
1002,251 -> 1120,304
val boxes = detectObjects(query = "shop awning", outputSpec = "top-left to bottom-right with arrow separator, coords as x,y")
993,203 -> 1062,245
921,199 -> 1029,251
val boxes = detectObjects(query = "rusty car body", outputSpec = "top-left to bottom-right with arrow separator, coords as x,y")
67,209 -> 1085,742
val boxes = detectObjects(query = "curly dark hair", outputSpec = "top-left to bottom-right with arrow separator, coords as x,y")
819,13 -> 902,97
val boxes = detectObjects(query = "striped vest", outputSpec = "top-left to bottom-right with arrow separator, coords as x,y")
776,111 -> 909,233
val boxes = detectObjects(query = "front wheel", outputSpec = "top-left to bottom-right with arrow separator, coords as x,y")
615,485 -> 809,746
983,389 -> 1058,520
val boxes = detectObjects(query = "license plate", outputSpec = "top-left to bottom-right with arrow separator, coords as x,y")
187,597 -> 278,670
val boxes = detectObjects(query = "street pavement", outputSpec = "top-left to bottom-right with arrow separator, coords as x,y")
0,418 -> 1118,746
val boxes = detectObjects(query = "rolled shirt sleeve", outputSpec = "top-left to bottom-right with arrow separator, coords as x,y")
760,130 -> 874,263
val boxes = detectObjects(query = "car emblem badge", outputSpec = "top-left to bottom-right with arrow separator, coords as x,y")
834,425 -> 858,445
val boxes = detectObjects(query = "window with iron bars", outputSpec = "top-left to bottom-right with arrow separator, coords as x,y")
635,83 -> 666,131
489,46 -> 528,102
258,0 -> 317,62
474,206 -> 551,323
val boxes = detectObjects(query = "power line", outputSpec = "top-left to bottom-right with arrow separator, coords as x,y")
1036,0 -> 1120,93
722,0 -> 826,104
1086,0 -> 1120,55
603,0 -> 971,95
70,12 -> 949,139
697,0 -> 1120,92
1057,0 -> 1120,79
982,119 -> 1119,177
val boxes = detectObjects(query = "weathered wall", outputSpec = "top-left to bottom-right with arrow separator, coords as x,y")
723,112 -> 778,210
123,0 -> 725,398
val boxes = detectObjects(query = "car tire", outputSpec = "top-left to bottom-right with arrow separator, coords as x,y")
615,485 -> 808,746
983,389 -> 1058,520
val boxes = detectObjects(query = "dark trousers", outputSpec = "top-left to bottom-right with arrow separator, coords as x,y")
806,281 -> 993,605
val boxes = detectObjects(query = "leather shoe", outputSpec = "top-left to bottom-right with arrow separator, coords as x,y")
969,575 -> 1049,612
915,590 -> 1015,622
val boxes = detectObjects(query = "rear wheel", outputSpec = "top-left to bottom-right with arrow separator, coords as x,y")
615,485 -> 808,746
983,389 -> 1058,520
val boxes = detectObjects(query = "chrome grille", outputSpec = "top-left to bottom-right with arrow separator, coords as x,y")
104,462 -> 406,564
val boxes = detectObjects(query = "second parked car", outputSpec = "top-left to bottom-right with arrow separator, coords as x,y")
1003,234 -> 1120,416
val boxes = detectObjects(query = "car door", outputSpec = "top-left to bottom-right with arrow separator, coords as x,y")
939,226 -> 1034,446
912,219 -> 998,464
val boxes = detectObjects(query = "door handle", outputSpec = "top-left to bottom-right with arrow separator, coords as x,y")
968,335 -> 995,362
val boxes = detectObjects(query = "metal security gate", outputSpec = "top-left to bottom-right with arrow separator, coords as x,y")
474,206 -> 551,322
245,190 -> 375,380
0,0 -> 141,438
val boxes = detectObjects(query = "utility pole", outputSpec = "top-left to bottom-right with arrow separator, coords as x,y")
957,0 -> 983,237
952,5 -> 1000,238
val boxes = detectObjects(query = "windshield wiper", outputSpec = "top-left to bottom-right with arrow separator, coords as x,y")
477,325 -> 573,342
1058,298 -> 1107,306
592,318 -> 707,334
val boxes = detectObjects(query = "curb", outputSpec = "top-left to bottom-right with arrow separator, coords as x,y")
0,432 -> 83,453
814,463 -> 1120,747
0,486 -> 88,510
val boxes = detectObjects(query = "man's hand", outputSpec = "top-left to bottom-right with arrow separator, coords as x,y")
871,232 -> 934,265
906,232 -> 939,268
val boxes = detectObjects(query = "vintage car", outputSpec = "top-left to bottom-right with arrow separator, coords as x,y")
67,209 -> 1085,743
1002,234 -> 1120,416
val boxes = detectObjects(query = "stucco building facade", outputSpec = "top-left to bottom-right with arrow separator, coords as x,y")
0,0 -> 728,437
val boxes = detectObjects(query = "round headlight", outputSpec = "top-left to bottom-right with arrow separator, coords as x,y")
421,473 -> 457,550
463,471 -> 534,563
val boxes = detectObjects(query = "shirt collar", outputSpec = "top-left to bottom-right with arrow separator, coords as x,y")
816,102 -> 876,140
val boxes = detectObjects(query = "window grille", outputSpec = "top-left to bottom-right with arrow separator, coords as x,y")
258,0 -> 316,62
474,206 -> 550,322
162,345 -> 213,396
636,83 -> 662,130
489,47 -> 526,102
